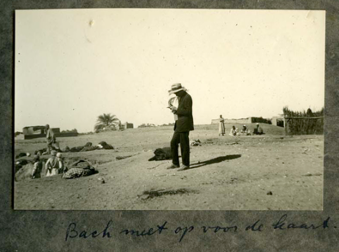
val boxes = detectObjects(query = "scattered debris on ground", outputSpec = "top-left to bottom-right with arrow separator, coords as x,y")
302,148 -> 310,154
303,173 -> 322,177
98,177 -> 106,184
204,139 -> 215,145
116,155 -> 133,160
190,139 -> 202,146
230,177 -> 238,183
138,188 -> 198,200
228,142 -> 239,145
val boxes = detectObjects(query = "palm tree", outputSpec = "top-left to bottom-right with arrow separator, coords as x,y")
94,113 -> 120,131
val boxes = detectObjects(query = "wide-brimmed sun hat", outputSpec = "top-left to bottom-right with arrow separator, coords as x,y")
168,83 -> 186,95
56,152 -> 62,158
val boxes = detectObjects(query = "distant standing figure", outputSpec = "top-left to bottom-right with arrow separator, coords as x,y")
45,124 -> 58,154
167,83 -> 194,171
45,150 -> 62,177
219,115 -> 225,136
229,125 -> 238,136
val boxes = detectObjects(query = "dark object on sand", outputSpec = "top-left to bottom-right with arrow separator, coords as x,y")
70,146 -> 84,152
67,141 -> 114,153
267,191 -> 273,195
15,159 -> 29,173
139,188 -> 197,200
69,142 -> 93,152
15,159 -> 28,166
34,148 -> 47,155
80,146 -> 100,152
98,141 -> 114,150
62,160 -> 98,179
148,147 -> 172,161
16,152 -> 27,159
190,139 -> 201,146
303,173 -> 322,177
116,155 -> 133,160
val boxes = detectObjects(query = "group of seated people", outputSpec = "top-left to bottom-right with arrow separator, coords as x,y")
21,141 -> 114,179
229,123 -> 264,136
31,150 -> 67,179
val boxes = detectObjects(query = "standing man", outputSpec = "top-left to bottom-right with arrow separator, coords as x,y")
45,124 -> 57,154
219,115 -> 225,136
167,83 -> 194,171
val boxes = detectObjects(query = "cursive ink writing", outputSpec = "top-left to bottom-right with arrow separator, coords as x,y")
272,214 -> 330,230
246,219 -> 264,231
65,220 -> 113,241
64,215 -> 336,243
202,225 -> 238,233
174,225 -> 194,242
120,221 -> 168,237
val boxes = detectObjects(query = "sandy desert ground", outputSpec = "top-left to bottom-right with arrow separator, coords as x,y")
14,123 -> 323,210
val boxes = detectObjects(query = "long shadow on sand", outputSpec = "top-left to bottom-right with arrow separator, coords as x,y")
184,154 -> 242,170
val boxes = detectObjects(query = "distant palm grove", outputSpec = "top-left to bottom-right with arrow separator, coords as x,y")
94,113 -> 120,132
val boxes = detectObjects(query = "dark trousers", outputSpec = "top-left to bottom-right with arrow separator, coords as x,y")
171,131 -> 190,166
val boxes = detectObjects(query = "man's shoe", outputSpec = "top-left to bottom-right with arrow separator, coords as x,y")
167,164 -> 180,169
178,165 -> 190,171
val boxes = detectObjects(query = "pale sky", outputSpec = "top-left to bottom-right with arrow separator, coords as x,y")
15,9 -> 325,133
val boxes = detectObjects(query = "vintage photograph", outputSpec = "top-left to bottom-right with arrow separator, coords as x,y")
14,9 -> 325,210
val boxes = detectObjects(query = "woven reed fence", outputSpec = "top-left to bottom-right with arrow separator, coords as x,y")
283,107 -> 324,135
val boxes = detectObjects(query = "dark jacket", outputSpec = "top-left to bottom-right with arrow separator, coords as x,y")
174,92 -> 194,132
